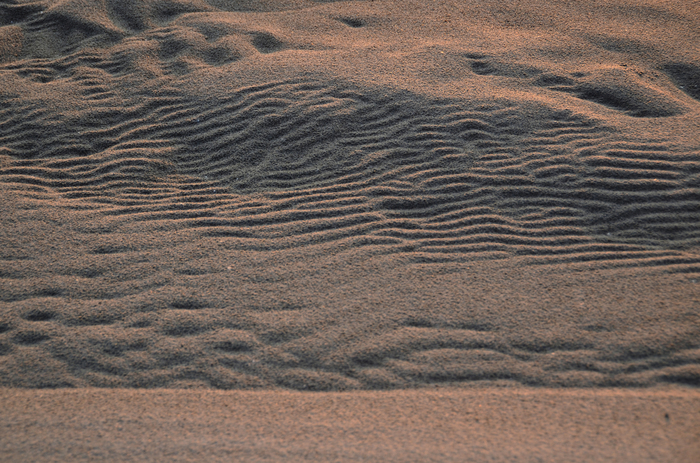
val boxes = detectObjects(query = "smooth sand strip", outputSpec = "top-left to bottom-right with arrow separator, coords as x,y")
2,387 -> 698,462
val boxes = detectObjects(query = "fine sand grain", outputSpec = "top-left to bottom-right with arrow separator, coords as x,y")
1,0 -> 699,460
1,0 -> 698,390
2,387 -> 699,462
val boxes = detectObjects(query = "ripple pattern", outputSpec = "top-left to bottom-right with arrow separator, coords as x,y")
1,0 -> 699,389
1,74 -> 698,270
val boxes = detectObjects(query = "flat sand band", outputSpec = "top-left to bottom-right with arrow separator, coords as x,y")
2,387 -> 698,462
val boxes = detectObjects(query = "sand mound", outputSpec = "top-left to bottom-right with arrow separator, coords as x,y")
0,0 -> 699,389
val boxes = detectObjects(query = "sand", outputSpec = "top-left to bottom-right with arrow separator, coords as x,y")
1,0 -> 699,460
2,387 -> 699,462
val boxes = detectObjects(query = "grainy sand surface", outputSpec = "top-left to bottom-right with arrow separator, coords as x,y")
1,0 -> 699,460
2,387 -> 699,462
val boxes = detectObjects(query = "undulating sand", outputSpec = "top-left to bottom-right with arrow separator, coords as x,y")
1,0 -> 699,460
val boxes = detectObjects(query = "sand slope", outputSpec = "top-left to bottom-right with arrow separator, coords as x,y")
1,0 -> 699,389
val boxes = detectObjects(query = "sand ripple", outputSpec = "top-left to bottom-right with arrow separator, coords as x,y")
0,0 -> 698,389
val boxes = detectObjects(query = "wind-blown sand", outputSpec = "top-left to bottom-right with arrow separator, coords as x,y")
1,0 -> 699,460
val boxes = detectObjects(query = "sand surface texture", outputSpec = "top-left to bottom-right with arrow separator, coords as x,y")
2,387 -> 699,462
1,0 -> 699,392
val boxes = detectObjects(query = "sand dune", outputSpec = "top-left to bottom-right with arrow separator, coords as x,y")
1,0 -> 699,393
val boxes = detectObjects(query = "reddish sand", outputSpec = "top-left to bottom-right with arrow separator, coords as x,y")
1,0 -> 699,460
